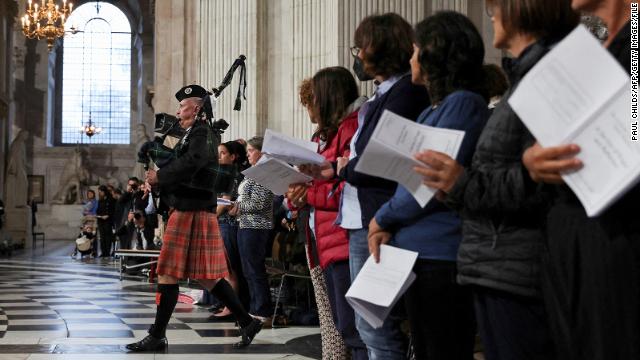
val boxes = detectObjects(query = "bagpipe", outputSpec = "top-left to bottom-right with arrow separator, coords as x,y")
137,55 -> 247,175
137,113 -> 185,171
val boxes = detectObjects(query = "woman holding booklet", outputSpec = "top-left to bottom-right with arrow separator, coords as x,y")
367,12 -> 489,360
211,141 -> 250,319
300,13 -> 430,359
288,67 -> 368,359
228,136 -> 275,324
521,0 -> 639,359
411,1 -> 579,359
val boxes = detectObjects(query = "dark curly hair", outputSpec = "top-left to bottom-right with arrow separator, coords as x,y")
311,67 -> 359,142
222,140 -> 249,171
415,11 -> 488,105
354,13 -> 413,78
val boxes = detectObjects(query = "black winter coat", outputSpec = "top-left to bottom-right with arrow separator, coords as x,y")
97,196 -> 116,226
157,121 -> 220,211
445,42 -> 552,298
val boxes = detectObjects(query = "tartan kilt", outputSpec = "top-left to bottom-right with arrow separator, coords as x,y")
157,210 -> 229,280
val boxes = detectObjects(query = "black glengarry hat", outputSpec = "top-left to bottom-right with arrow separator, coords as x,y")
175,84 -> 210,102
175,84 -> 214,120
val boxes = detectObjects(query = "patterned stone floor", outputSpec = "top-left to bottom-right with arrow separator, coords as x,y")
0,239 -> 321,360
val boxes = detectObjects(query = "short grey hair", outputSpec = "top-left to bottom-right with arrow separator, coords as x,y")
185,97 -> 204,107
247,136 -> 264,151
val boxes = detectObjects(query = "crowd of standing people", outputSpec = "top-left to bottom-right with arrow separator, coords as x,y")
291,0 -> 636,359
74,0 -> 638,358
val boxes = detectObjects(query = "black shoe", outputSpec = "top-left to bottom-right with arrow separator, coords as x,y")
208,313 -> 234,322
233,319 -> 262,348
208,303 -> 224,313
125,334 -> 168,352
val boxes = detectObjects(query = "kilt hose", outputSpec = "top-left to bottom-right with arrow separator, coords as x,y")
157,209 -> 229,280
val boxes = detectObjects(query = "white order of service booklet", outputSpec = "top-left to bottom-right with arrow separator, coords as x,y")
262,129 -> 326,166
241,156 -> 312,195
346,245 -> 418,329
509,25 -> 637,217
354,110 -> 465,207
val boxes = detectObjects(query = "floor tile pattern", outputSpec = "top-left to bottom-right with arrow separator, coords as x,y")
0,241 -> 321,359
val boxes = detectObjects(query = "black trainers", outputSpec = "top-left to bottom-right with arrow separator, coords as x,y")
234,318 -> 263,348
125,333 -> 168,352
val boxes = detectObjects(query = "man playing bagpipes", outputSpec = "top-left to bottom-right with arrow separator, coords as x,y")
126,85 -> 262,352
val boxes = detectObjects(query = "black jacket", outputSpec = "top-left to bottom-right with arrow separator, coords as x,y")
446,42 -> 553,298
97,196 -> 116,226
116,221 -> 156,250
340,74 -> 430,225
157,121 -> 220,211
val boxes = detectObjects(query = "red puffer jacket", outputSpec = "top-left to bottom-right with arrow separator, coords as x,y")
306,110 -> 359,269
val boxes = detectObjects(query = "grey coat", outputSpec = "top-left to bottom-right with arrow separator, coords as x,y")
445,42 -> 552,298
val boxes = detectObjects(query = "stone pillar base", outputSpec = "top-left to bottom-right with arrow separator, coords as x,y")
5,206 -> 32,248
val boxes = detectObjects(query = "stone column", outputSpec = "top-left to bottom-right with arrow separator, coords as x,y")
199,0 -> 265,141
196,0 -> 499,141
153,0 -> 200,115
0,0 -> 17,200
467,0 -> 504,65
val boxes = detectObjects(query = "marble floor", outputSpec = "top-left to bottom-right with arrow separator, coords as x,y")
0,240 -> 321,360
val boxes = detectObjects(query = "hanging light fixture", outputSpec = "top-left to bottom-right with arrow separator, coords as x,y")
79,111 -> 102,138
21,0 -> 74,51
79,62 -> 102,139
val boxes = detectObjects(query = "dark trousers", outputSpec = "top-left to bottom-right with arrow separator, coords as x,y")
220,221 -> 250,308
543,202 -> 640,360
97,221 -> 113,256
324,260 -> 368,360
404,259 -> 475,360
474,286 -> 554,360
237,228 -> 272,317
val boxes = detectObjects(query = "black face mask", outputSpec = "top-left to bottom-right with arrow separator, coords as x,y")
352,55 -> 373,81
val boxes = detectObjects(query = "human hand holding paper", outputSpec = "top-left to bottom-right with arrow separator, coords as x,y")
287,183 -> 308,207
368,232 -> 392,263
345,245 -> 418,328
354,110 -> 465,207
522,142 -> 582,184
299,160 -> 334,180
508,25 -> 637,216
413,150 -> 464,193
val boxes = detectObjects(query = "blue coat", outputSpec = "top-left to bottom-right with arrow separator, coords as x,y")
375,90 -> 489,261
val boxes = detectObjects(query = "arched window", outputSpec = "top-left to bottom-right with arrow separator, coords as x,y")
61,2 -> 131,144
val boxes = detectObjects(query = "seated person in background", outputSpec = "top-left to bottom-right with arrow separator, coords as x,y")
73,223 -> 96,258
116,210 -> 156,251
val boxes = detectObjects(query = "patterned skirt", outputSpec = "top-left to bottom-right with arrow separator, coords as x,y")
157,210 -> 229,280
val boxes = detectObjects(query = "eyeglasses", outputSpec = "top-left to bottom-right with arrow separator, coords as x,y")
350,46 -> 360,57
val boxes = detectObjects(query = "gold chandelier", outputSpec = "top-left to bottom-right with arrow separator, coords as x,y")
21,0 -> 74,51
79,112 -> 102,138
